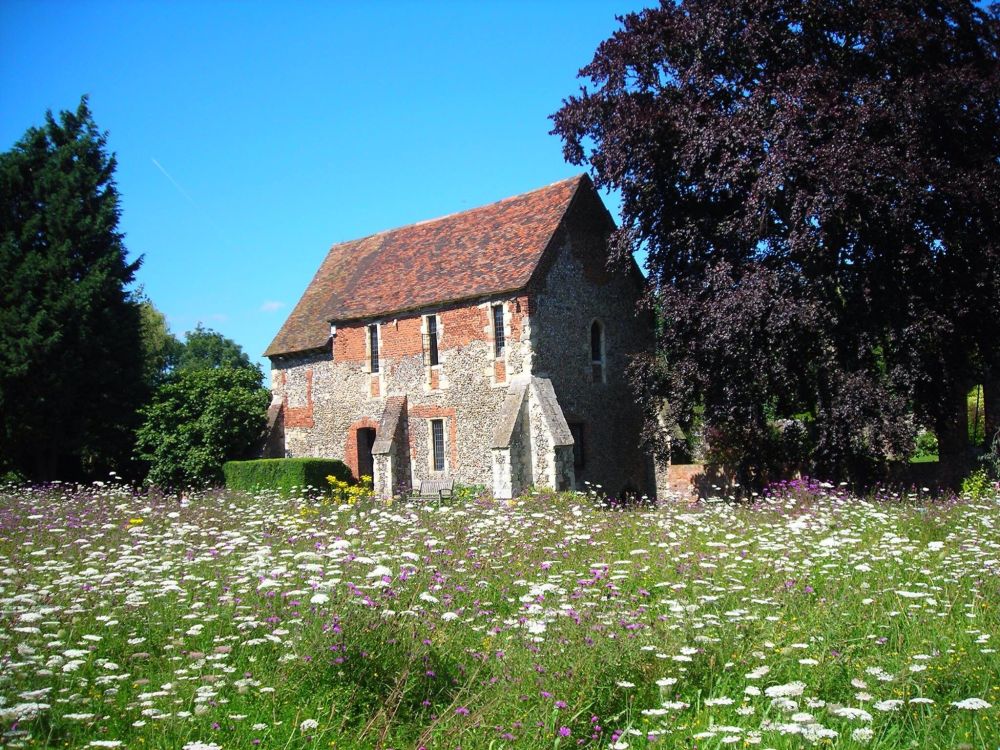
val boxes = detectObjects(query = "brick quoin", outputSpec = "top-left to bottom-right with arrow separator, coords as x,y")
429,367 -> 440,390
494,359 -> 506,383
284,369 -> 314,428
370,376 -> 380,398
408,405 -> 458,470
508,295 -> 529,342
344,417 -> 379,481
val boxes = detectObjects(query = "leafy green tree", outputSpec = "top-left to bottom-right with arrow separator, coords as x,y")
553,0 -> 1000,486
135,367 -> 269,489
176,323 -> 256,373
137,295 -> 183,387
0,97 -> 146,480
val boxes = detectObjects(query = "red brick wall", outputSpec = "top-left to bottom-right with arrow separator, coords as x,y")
441,305 -> 485,348
335,325 -> 367,362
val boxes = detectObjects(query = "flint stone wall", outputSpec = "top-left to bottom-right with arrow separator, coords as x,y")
270,295 -> 533,489
529,190 -> 655,497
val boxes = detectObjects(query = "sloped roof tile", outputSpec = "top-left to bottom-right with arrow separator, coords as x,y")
265,175 -> 588,357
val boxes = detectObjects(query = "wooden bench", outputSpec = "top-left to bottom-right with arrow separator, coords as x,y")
412,478 -> 454,501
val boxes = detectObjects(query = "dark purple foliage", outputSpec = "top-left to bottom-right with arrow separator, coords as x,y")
552,0 -> 1000,486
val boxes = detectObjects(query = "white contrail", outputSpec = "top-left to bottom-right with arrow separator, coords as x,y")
150,157 -> 236,250
151,158 -> 198,206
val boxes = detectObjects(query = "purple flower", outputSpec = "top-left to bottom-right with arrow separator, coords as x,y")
559,726 -> 571,737
455,706 -> 469,716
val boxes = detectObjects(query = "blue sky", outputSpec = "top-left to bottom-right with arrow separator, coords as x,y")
1,0 -> 647,377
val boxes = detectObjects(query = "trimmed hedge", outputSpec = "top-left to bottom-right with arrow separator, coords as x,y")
223,458 -> 354,496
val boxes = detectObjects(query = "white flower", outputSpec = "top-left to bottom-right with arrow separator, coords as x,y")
300,718 -> 319,731
764,681 -> 806,698
705,696 -> 734,706
655,677 -> 677,687
641,707 -> 668,716
873,699 -> 904,712
182,743 -> 222,750
660,701 -> 689,710
309,593 -> 329,604
951,698 -> 992,710
851,727 -> 874,743
88,743 -> 124,748
829,706 -> 872,721
616,680 -> 635,688
441,611 -> 459,621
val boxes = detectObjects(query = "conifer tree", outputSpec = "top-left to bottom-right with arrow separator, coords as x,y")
0,97 -> 146,480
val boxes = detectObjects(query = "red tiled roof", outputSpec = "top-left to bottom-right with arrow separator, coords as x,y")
265,175 -> 589,357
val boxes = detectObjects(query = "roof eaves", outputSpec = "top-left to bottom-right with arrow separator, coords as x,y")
328,285 -> 531,326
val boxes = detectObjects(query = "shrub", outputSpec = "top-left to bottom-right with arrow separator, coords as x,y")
913,429 -> 939,461
960,468 -> 997,501
223,458 -> 353,496
136,367 -> 269,489
327,473 -> 375,505
981,431 -> 1000,481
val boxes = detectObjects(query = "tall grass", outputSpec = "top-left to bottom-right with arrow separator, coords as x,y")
0,479 -> 996,748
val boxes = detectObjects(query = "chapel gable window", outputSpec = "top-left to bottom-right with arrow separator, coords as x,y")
591,320 -> 605,383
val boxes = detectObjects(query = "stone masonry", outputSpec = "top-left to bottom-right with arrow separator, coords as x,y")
264,176 -> 654,499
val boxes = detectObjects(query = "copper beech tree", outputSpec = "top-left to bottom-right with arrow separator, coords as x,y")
553,0 -> 1000,487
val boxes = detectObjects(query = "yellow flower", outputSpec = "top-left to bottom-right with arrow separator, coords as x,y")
129,517 -> 143,525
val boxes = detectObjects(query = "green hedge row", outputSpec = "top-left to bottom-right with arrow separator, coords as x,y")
223,458 -> 354,496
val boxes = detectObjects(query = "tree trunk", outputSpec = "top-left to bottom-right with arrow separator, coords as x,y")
936,386 -> 971,488
984,373 -> 1000,450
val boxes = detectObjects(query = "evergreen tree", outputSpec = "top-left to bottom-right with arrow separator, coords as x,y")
0,97 -> 146,480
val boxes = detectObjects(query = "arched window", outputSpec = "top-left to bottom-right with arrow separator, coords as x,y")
590,320 -> 605,383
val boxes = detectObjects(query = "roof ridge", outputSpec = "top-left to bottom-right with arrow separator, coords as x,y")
333,174 -> 587,248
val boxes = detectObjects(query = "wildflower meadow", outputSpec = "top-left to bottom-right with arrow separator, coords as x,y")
1,480 -> 997,749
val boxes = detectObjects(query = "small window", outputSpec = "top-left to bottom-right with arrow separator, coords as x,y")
425,315 -> 439,366
590,321 -> 604,383
492,304 -> 505,357
369,324 -> 380,373
430,419 -> 445,472
569,422 -> 586,469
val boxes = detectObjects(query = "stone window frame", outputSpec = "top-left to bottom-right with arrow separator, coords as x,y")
429,418 -> 447,474
590,319 -> 606,384
423,313 -> 441,367
492,303 -> 506,359
367,323 -> 381,374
